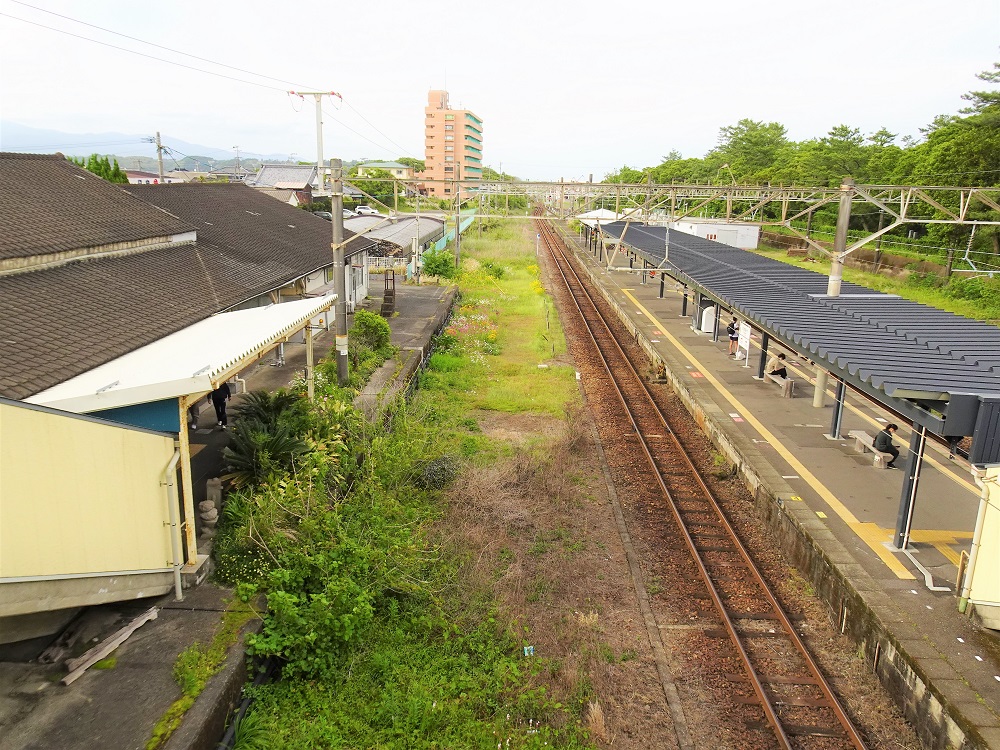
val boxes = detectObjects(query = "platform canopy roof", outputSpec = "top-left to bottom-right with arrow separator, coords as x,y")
26,295 -> 335,414
598,222 -> 1000,430
576,208 -> 640,228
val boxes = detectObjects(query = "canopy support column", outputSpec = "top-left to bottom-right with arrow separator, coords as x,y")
756,332 -> 770,380
825,378 -> 846,440
305,325 -> 315,402
894,425 -> 928,550
175,395 -> 199,562
813,368 -> 828,408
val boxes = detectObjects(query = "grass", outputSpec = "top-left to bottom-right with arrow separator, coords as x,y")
227,220 -> 595,748
145,600 -> 258,750
752,244 -> 1000,323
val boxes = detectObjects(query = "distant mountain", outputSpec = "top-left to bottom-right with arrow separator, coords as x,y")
0,122 -> 290,162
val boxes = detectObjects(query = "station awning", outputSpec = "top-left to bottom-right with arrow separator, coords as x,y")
26,295 -> 336,413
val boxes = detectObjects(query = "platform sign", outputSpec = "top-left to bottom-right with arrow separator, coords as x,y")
737,322 -> 752,367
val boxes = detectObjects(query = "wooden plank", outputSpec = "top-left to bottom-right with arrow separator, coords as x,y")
62,607 -> 158,685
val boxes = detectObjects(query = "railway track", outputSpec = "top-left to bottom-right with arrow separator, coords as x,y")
534,216 -> 868,750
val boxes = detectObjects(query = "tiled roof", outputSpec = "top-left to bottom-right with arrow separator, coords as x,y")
248,164 -> 318,189
0,152 -> 194,262
1,181 -> 375,400
347,216 -> 445,250
1,244 -> 229,400
126,183 -> 371,263
360,161 -> 410,170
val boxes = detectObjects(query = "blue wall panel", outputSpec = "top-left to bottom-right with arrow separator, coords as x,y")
90,398 -> 181,433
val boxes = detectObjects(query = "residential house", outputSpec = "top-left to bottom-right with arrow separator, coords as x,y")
356,161 -> 416,180
126,169 -> 181,185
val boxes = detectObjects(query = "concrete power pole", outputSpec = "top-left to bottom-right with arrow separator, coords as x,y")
454,164 -> 462,267
827,177 -> 855,297
331,159 -> 349,384
289,91 -> 341,193
155,131 -> 165,182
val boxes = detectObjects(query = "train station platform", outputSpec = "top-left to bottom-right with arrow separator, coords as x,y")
1,278 -> 458,750
560,227 -> 1000,750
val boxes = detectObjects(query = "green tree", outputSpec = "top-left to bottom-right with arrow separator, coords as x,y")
422,248 -> 457,278
347,167 -> 395,205
397,157 -> 425,173
69,153 -> 128,183
712,119 -> 791,181
604,165 -> 646,183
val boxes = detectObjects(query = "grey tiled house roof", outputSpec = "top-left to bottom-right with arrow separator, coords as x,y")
0,155 -> 373,401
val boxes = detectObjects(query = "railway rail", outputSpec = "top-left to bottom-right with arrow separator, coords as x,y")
534,215 -> 868,750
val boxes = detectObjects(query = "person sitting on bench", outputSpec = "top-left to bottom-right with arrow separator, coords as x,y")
766,352 -> 787,379
874,423 -> 900,468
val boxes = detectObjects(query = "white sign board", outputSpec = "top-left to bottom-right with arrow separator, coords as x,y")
737,322 -> 752,367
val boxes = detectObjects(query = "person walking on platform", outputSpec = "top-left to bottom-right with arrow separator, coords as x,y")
766,352 -> 787,379
875,423 -> 900,468
727,316 -> 740,355
209,383 -> 231,430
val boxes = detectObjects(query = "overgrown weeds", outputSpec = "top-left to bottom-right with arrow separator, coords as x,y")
212,222 -> 597,747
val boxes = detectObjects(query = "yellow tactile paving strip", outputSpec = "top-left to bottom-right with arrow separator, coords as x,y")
621,289 -> 920,579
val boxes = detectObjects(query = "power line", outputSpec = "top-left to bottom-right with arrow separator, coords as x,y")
321,106 -> 407,161
343,101 -> 418,160
4,5 -> 420,164
8,139 -> 147,150
9,0 -> 322,91
0,12 -> 288,91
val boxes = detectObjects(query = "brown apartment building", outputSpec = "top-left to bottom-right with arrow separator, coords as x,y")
423,89 -> 483,198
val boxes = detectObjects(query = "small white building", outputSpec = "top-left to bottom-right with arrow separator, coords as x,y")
125,170 -> 181,185
670,220 -> 759,250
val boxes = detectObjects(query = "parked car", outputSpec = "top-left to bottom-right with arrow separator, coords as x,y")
343,209 -> 358,218
355,205 -> 382,216
312,211 -> 333,221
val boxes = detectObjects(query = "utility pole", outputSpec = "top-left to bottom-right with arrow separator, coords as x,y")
289,90 -> 341,193
454,164 -> 462,267
331,158 -> 348,384
155,131 -> 165,182
827,177 -> 855,297
232,145 -> 241,182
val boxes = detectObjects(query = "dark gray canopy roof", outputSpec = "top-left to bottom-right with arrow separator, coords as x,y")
599,222 -> 1000,407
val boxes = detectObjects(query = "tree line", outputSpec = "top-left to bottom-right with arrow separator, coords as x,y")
602,62 -> 1000,260
605,62 -> 999,190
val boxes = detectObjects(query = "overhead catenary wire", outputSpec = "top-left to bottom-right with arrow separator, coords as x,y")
9,0 -> 325,91
0,12 -> 289,91
2,6 -> 418,160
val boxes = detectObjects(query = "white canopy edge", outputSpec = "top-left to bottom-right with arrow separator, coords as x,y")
576,208 -> 641,228
26,294 -> 336,414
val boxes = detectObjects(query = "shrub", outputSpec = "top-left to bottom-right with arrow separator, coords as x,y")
414,454 -> 460,490
422,248 -> 457,279
222,422 -> 309,489
350,309 -> 392,351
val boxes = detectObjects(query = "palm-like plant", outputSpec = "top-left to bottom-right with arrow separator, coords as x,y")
232,389 -> 302,430
223,420 -> 308,488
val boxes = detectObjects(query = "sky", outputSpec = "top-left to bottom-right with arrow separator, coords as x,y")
1,0 -> 998,181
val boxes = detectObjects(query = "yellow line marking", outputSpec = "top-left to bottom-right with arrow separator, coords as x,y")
933,543 -> 962,566
621,289 -> 915,580
816,511 -> 828,518
758,342 -> 977,498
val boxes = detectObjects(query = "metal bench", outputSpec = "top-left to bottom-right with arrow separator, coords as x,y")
764,371 -> 794,398
847,429 -> 893,468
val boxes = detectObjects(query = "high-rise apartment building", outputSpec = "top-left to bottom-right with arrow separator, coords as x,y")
423,90 -> 482,198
